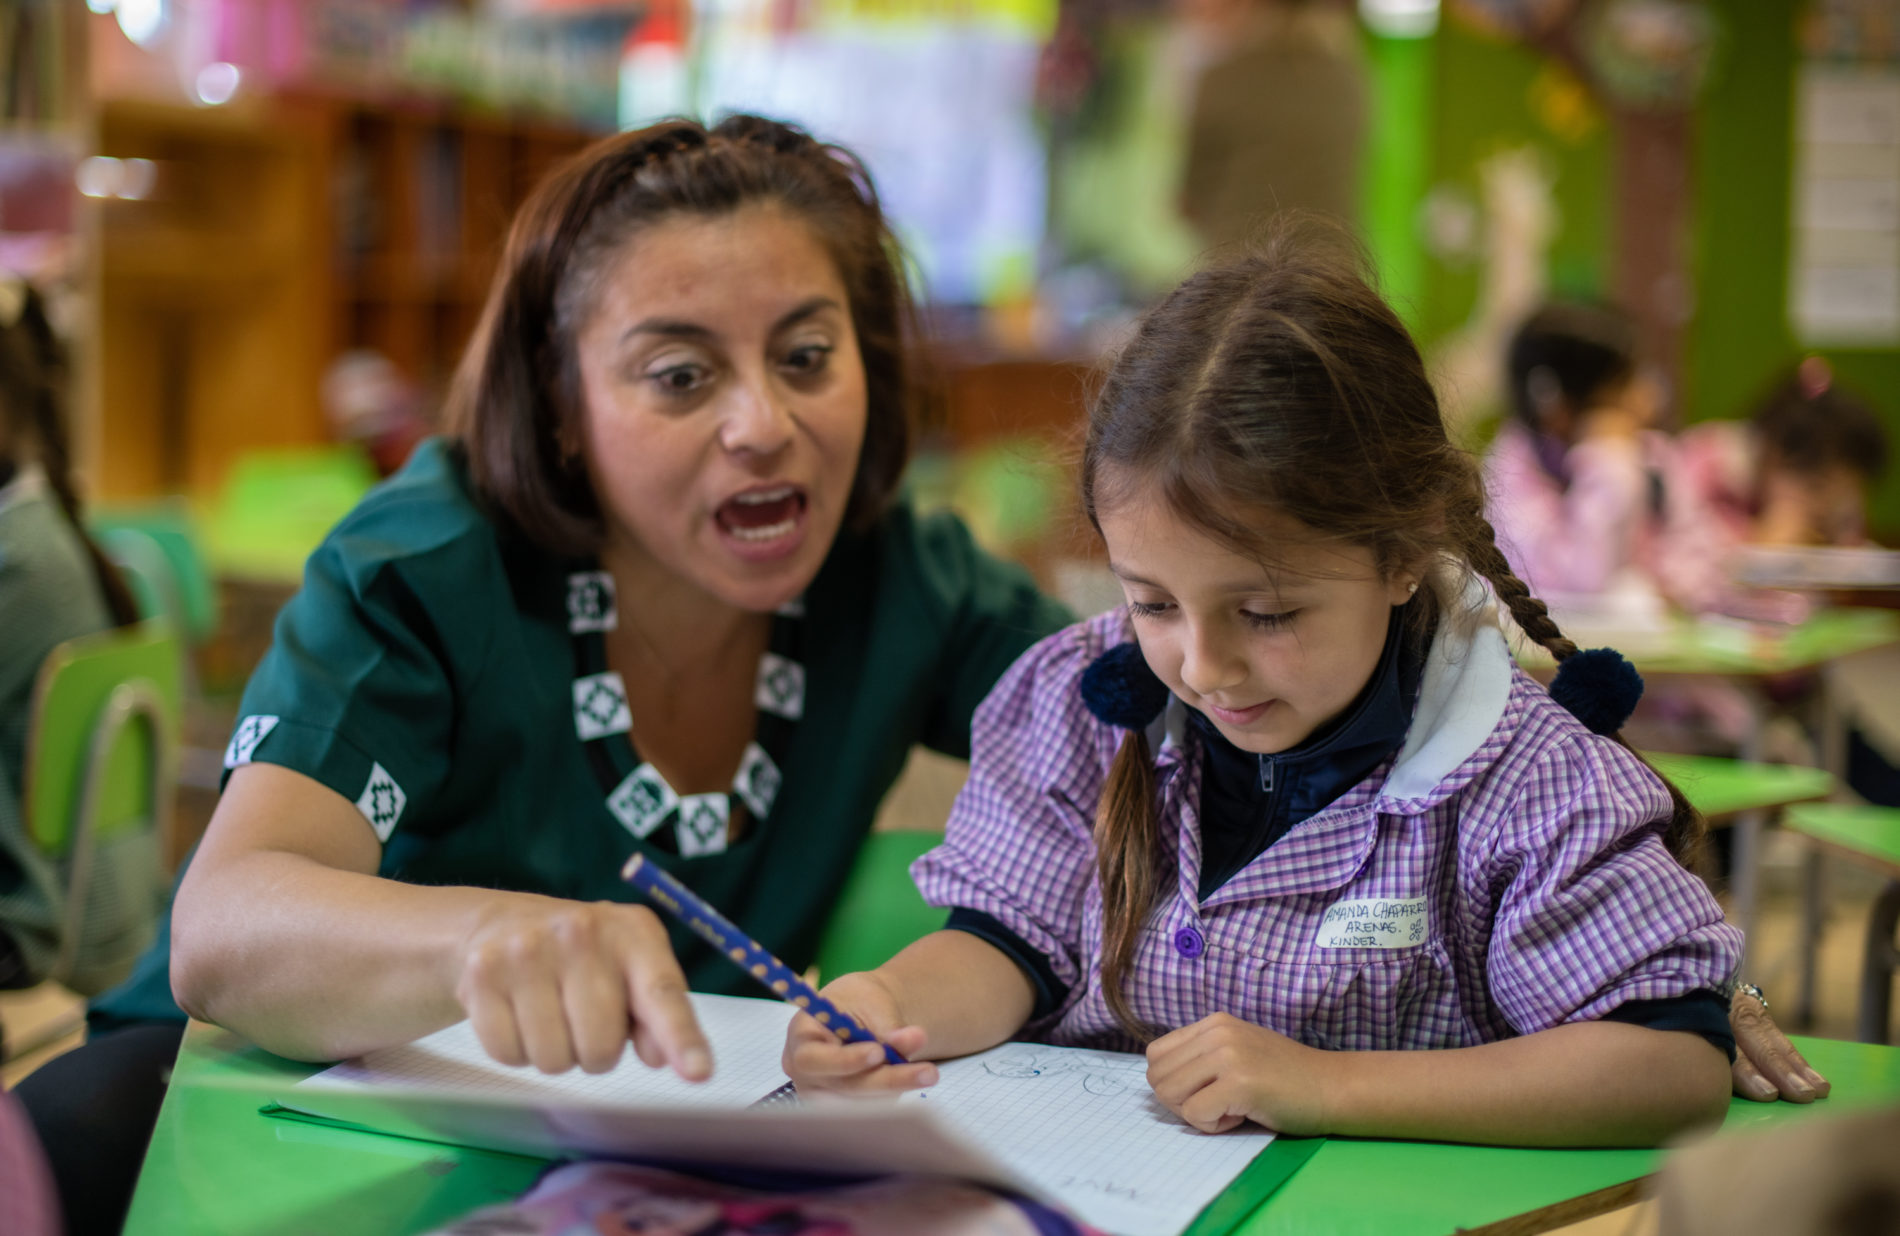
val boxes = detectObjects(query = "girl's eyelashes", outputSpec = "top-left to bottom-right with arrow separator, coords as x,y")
1242,609 -> 1299,631
1125,599 -> 1298,631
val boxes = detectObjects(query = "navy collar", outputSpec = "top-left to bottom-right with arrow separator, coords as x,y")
1191,601 -> 1425,897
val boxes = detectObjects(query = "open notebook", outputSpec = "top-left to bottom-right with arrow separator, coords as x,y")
274,994 -> 1278,1236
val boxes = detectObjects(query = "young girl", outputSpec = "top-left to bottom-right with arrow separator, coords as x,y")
784,242 -> 1742,1147
1483,301 -> 1669,606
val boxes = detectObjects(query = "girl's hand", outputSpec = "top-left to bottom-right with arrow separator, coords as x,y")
781,972 -> 939,1095
1146,1012 -> 1333,1135
454,896 -> 711,1080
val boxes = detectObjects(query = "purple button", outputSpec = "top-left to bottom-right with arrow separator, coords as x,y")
1173,926 -> 1205,959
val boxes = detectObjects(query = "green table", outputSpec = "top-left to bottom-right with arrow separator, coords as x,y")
1784,804 -> 1900,1045
1528,608 -> 1900,989
1641,752 -> 1834,825
1515,607 -> 1900,679
124,1029 -> 1900,1236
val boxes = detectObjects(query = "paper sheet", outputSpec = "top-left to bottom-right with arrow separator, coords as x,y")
295,993 -> 797,1112
285,998 -> 1275,1235
906,1043 -> 1275,1236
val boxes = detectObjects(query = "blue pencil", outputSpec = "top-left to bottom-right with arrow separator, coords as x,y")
621,853 -> 908,1066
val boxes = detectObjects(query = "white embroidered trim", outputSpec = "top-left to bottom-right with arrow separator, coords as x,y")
754,652 -> 806,720
572,672 -> 633,741
355,762 -> 407,843
566,571 -> 618,634
675,793 -> 731,857
608,764 -> 678,839
224,715 -> 280,768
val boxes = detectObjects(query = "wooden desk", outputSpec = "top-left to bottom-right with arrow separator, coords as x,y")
124,1028 -> 1900,1236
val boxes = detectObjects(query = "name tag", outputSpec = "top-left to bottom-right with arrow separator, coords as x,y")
1315,897 -> 1429,949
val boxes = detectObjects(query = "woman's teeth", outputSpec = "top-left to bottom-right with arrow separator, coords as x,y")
729,518 -> 797,542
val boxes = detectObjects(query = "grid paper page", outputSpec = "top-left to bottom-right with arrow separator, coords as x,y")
903,1042 -> 1274,1236
294,993 -> 796,1111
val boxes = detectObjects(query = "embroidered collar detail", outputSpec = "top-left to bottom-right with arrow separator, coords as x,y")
567,568 -> 804,859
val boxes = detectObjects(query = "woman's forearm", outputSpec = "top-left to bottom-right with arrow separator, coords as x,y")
873,930 -> 1037,1061
1322,1020 -> 1732,1147
171,848 -> 531,1061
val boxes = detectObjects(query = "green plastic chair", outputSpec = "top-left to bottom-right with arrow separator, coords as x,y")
95,526 -> 173,625
22,620 -> 183,995
811,830 -> 947,984
91,501 -> 219,646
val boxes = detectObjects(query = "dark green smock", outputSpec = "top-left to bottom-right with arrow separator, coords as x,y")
93,438 -> 1070,1022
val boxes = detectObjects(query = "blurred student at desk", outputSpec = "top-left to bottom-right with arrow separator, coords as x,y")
1483,301 -> 1670,611
0,283 -> 145,994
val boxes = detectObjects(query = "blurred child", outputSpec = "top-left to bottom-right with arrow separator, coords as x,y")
1483,302 -> 1669,608
0,1088 -> 59,1236
785,240 -> 1740,1148
0,281 -> 141,992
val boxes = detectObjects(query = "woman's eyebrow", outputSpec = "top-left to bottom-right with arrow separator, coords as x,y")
773,296 -> 843,331
619,296 -> 841,346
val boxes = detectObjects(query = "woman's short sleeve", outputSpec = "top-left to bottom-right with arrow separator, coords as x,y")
221,531 -> 475,846
895,509 -> 1073,760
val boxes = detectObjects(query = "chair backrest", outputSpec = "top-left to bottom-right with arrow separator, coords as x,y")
96,526 -> 180,628
22,621 -> 184,992
811,830 -> 947,983
91,501 -> 218,645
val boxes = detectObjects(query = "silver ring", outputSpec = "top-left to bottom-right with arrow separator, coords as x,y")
1734,981 -> 1768,1011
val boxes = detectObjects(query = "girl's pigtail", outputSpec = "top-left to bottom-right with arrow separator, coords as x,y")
5,288 -> 141,628
1094,728 -> 1162,1042
1465,515 -> 1705,865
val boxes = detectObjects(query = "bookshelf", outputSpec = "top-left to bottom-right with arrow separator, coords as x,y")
92,93 -> 601,501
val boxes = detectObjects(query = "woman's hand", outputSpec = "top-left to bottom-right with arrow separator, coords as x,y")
781,971 -> 939,1095
454,897 -> 711,1079
1729,986 -> 1830,1103
1145,1012 -> 1332,1135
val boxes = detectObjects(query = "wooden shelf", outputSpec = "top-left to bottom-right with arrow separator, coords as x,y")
93,93 -> 601,500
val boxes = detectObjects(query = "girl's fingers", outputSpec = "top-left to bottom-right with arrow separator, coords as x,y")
870,1025 -> 929,1060
1178,1085 -> 1247,1135
1145,1048 -> 1218,1109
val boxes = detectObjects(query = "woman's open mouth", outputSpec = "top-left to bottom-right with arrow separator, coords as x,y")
714,485 -> 809,557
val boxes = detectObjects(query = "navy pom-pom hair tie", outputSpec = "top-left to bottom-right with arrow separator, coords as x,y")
1548,647 -> 1645,735
1080,642 -> 1170,730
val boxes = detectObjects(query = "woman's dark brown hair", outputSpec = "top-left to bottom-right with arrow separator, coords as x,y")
0,283 -> 140,627
1079,231 -> 1703,1039
448,114 -> 923,555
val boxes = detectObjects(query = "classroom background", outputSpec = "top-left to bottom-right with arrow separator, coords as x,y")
6,0 -> 1900,1225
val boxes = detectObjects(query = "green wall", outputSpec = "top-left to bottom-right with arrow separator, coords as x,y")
1415,23 -> 1613,348
1689,0 -> 1900,533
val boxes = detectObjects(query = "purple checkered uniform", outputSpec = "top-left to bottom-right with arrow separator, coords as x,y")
913,589 -> 1743,1054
